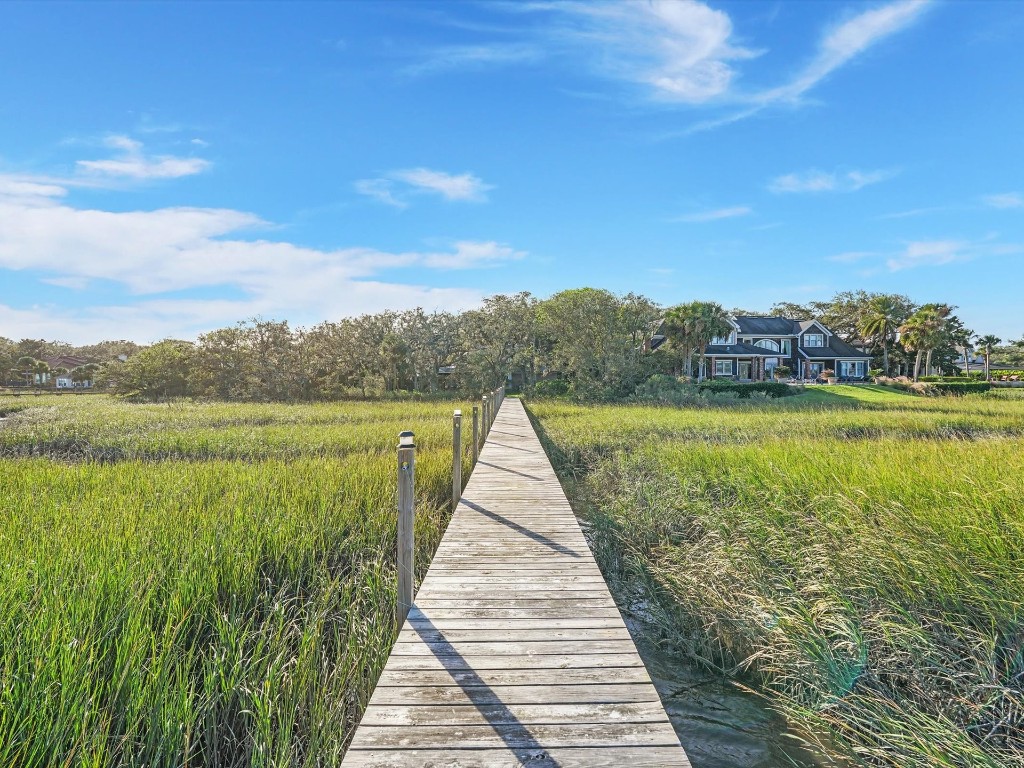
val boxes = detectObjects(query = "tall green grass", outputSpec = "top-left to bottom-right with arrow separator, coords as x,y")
0,396 -> 468,767
530,387 -> 1024,767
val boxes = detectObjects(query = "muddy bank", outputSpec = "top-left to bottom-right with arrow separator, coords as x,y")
625,616 -> 836,768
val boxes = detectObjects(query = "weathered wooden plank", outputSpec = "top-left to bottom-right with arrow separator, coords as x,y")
405,607 -> 626,620
390,640 -> 640,656
397,628 -> 632,643
411,598 -> 618,609
376,666 -> 653,688
348,721 -> 681,749
363,683 -> 663,706
415,589 -> 614,602
404,617 -> 626,630
359,701 -> 667,727
381,653 -> 646,671
343,747 -> 690,768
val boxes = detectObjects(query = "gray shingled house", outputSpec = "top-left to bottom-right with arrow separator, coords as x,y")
654,316 -> 872,381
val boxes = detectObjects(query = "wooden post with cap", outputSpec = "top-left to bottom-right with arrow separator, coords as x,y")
471,406 -> 479,464
452,410 -> 462,512
396,430 -> 415,628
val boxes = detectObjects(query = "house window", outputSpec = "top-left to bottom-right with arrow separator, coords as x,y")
715,360 -> 733,376
711,333 -> 734,345
840,361 -> 864,377
755,339 -> 780,352
781,339 -> 791,355
804,333 -> 824,347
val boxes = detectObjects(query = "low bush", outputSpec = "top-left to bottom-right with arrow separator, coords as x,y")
697,380 -> 796,398
932,381 -> 992,395
531,378 -> 570,398
633,375 -> 706,406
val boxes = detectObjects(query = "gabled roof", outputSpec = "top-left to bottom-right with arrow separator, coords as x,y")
734,316 -> 799,335
705,343 -> 780,357
827,336 -> 871,358
798,319 -> 831,336
42,354 -> 92,369
798,336 -> 871,359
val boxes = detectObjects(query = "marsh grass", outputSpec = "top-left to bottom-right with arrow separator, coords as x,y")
0,395 -> 470,767
530,386 -> 1024,767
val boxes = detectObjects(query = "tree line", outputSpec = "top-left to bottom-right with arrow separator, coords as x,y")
1,288 -> 1021,401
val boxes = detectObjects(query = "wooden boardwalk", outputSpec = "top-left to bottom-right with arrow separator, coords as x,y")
342,398 -> 690,767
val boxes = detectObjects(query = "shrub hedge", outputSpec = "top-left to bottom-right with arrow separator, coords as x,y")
697,380 -> 796,398
931,382 -> 992,395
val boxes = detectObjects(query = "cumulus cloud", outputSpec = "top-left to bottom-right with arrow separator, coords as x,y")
76,135 -> 210,179
356,167 -> 492,206
0,178 -> 524,342
769,168 -> 895,194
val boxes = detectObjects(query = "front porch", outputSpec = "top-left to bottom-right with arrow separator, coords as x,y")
702,355 -> 778,382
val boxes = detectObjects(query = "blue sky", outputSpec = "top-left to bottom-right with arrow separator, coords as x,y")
1,0 -> 1022,344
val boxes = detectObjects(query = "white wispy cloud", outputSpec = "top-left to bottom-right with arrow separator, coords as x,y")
76,135 -> 210,179
0,177 -> 523,342
827,251 -> 874,263
676,205 -> 752,222
769,167 -> 895,194
404,43 -> 543,76
504,0 -> 931,128
392,168 -> 491,201
884,236 -> 1022,271
886,239 -> 966,271
877,205 -> 948,219
354,178 -> 407,209
983,192 -> 1024,209
543,0 -> 759,103
755,0 -> 931,106
356,167 -> 492,206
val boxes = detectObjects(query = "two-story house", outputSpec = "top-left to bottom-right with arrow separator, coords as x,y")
655,316 -> 872,381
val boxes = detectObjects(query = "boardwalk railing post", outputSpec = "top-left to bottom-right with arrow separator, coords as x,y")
482,395 -> 489,440
396,430 -> 415,629
471,406 -> 479,464
452,410 -> 462,512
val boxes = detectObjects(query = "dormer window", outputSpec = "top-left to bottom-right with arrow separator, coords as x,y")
804,333 -> 824,347
711,333 -> 734,345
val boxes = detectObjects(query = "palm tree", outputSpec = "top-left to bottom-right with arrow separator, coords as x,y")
32,360 -> 51,388
976,334 -> 1002,381
662,302 -> 700,378
858,296 -> 904,375
960,334 -> 976,378
898,317 -> 927,381
661,301 -> 733,381
695,302 -> 734,382
901,304 -> 952,377
16,356 -> 36,388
